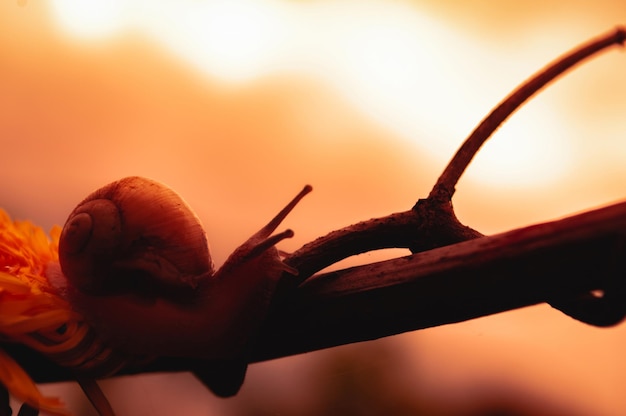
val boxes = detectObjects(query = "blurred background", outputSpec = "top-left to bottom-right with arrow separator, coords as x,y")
1,0 -> 625,414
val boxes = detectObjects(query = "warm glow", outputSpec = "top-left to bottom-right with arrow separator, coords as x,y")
139,0 -> 289,83
47,0 -> 581,188
50,0 -> 127,38
466,100 -> 573,188
2,1 -> 626,414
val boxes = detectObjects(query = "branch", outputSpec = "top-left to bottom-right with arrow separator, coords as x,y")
283,200 -> 483,286
282,26 -> 626,288
253,200 -> 626,361
6,200 -> 626,383
429,26 -> 626,201
2,27 -> 625,392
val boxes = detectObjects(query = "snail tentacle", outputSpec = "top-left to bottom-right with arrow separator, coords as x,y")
55,177 -> 310,375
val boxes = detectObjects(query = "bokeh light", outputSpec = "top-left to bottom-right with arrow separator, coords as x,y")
46,0 -> 610,189
2,1 -> 626,415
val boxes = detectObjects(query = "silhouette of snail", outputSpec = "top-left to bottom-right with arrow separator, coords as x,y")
53,176 -> 311,395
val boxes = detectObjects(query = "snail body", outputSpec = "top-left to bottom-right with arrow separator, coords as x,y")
52,176 -> 310,392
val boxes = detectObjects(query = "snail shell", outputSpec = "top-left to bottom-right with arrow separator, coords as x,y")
56,176 -> 310,364
59,176 -> 214,295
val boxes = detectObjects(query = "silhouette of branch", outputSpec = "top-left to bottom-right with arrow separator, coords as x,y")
281,26 -> 626,288
430,26 -> 626,201
5,200 -> 626,383
254,200 -> 626,362
2,27 -> 625,392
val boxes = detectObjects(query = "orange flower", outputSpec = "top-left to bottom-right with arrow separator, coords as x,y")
0,209 -> 78,416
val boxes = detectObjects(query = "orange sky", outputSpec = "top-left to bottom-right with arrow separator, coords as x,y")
1,1 -> 625,415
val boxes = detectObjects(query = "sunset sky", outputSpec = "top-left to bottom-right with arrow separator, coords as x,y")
1,1 -> 625,414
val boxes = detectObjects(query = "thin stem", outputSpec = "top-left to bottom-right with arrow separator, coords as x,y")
76,377 -> 116,416
283,200 -> 482,285
284,210 -> 421,281
281,27 -> 625,302
429,26 -> 626,201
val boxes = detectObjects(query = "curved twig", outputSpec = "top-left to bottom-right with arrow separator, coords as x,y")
284,201 -> 483,285
2,26 -> 625,404
429,26 -> 626,201
284,26 -> 626,286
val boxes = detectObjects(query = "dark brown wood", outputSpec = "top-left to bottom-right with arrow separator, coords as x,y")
251,200 -> 626,361
5,200 -> 626,383
4,27 -> 625,392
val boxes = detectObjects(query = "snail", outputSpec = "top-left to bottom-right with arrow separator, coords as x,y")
48,176 -> 311,395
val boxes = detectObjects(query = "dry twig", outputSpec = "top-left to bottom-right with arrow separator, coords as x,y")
3,26 -> 625,387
